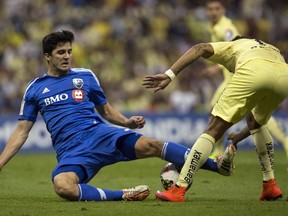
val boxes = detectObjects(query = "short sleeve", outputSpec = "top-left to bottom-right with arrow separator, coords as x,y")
207,42 -> 236,72
87,72 -> 108,106
18,81 -> 39,122
208,42 -> 232,60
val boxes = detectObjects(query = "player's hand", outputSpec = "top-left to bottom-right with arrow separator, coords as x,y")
142,74 -> 172,92
126,116 -> 145,129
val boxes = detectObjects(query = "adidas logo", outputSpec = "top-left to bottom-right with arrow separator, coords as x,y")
42,87 -> 50,94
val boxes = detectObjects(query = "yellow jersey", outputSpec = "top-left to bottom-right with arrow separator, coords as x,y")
208,38 -> 286,72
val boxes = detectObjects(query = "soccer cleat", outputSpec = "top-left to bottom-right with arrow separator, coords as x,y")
216,144 -> 236,176
259,179 -> 283,201
155,185 -> 186,202
122,185 -> 150,201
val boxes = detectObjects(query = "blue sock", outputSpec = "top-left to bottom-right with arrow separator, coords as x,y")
162,142 -> 218,173
78,184 -> 123,201
201,157 -> 219,172
161,142 -> 189,166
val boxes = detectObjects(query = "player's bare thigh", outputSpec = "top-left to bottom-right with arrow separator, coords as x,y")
134,136 -> 164,158
53,172 -> 80,200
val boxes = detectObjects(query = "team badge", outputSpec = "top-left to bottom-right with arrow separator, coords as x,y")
73,78 -> 84,89
72,89 -> 84,102
225,29 -> 234,41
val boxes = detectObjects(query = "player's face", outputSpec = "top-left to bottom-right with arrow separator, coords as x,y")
206,1 -> 225,25
46,42 -> 72,75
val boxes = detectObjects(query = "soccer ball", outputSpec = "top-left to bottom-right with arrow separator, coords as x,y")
160,163 -> 180,190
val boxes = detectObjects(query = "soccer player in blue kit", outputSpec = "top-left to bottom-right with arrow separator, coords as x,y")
0,30 -> 235,202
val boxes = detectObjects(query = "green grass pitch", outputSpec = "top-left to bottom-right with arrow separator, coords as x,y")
0,150 -> 287,216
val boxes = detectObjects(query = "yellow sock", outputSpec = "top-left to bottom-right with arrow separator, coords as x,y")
177,133 -> 215,187
267,116 -> 288,156
250,125 -> 274,181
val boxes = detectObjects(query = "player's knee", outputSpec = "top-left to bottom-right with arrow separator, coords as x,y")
147,139 -> 163,155
53,175 -> 79,201
135,137 -> 163,157
246,113 -> 261,130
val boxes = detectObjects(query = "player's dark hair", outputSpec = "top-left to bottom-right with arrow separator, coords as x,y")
231,35 -> 250,41
205,0 -> 228,8
42,30 -> 74,55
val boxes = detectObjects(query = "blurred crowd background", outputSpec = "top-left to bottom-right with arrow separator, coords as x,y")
1,0 -> 288,115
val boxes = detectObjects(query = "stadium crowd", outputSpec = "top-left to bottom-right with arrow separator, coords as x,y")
1,0 -> 288,114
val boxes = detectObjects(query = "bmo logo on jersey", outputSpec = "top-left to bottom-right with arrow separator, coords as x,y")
72,89 -> 84,102
44,94 -> 68,106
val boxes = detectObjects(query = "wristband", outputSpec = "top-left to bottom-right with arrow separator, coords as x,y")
165,69 -> 176,80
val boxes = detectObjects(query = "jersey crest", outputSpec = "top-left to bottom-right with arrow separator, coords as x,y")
73,78 -> 84,89
224,29 -> 234,41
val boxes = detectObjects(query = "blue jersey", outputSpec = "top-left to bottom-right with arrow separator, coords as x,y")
19,68 -> 107,147
19,68 -> 142,183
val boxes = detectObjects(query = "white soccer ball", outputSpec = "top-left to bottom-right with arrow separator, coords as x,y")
160,163 -> 180,190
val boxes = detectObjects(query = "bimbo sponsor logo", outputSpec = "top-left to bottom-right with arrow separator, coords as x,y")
44,93 -> 68,106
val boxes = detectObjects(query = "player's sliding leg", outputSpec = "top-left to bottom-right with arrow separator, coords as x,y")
156,133 -> 215,202
78,184 -> 150,201
250,125 -> 283,201
267,116 -> 288,161
161,141 -> 233,175
53,168 -> 150,201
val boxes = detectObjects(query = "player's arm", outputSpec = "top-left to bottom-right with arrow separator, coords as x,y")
143,43 -> 214,92
0,120 -> 34,170
95,103 -> 145,129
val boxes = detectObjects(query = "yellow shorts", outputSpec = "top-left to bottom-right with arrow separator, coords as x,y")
211,59 -> 288,125
210,77 -> 231,107
210,68 -> 233,107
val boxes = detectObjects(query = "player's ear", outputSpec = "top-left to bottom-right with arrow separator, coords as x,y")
44,53 -> 51,62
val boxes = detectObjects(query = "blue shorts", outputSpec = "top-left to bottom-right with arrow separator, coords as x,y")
52,123 -> 142,183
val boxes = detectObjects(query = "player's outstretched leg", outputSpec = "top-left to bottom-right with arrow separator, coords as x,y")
77,184 -> 150,201
122,185 -> 150,201
216,144 -> 236,176
54,170 -> 150,201
160,141 -> 223,174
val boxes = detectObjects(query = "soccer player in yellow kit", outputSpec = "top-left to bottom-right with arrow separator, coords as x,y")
143,36 -> 287,202
207,0 -> 288,159
206,0 -> 240,157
